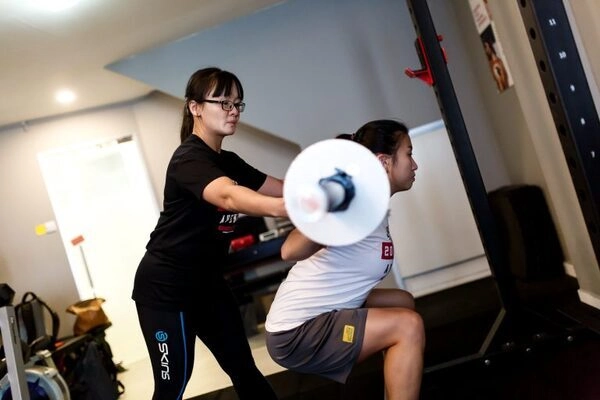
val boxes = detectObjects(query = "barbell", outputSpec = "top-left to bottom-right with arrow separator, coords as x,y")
283,138 -> 390,246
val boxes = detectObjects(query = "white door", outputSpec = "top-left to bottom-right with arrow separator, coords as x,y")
38,135 -> 159,366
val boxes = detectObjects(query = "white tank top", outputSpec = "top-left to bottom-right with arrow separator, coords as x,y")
265,215 -> 394,332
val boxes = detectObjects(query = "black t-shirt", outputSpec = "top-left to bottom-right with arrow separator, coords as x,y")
132,135 -> 267,310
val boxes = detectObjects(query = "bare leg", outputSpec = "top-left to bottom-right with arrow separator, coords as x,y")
364,288 -> 415,309
358,289 -> 425,400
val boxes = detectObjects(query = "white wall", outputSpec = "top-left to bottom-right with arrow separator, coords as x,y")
108,0 -> 509,190
392,121 -> 491,296
450,0 -> 600,304
0,102 -> 143,339
110,0 -> 600,302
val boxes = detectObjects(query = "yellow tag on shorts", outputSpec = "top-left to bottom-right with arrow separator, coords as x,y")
342,324 -> 355,343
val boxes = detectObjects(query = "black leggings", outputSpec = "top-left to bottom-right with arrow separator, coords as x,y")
136,281 -> 277,400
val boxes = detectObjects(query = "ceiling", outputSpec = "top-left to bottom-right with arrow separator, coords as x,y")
0,0 -> 283,130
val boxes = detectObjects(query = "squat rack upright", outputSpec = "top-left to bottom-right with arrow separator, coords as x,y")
404,0 -> 600,372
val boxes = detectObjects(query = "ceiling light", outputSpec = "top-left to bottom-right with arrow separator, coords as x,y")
55,89 -> 76,104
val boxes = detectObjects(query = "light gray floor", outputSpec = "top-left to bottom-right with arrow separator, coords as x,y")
118,329 -> 285,399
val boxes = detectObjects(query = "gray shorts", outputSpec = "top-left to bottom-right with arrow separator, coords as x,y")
265,308 -> 368,383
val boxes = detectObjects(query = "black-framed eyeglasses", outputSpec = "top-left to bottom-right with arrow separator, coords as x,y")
202,99 -> 246,112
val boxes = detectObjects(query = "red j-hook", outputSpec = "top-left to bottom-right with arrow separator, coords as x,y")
405,35 -> 447,86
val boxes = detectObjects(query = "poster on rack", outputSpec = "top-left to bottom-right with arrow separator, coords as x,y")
469,0 -> 513,92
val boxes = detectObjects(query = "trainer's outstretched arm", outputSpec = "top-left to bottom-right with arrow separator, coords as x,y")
204,176 -> 287,218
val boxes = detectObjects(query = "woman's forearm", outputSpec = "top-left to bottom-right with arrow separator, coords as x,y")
281,228 -> 324,261
204,176 -> 287,217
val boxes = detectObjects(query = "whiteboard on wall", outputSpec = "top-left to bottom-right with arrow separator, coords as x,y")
389,120 -> 487,279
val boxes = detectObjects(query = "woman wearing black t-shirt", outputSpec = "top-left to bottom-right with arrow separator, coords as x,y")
132,67 -> 286,400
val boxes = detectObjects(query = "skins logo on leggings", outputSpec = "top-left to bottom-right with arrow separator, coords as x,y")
155,330 -> 170,380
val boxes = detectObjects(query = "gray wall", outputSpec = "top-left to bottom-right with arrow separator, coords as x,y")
108,0 -> 509,190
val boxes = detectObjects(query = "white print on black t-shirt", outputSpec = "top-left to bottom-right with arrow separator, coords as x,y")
217,207 -> 239,233
219,213 -> 238,225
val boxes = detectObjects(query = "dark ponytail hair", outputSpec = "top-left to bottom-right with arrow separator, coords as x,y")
335,133 -> 354,140
180,67 -> 244,142
348,119 -> 408,160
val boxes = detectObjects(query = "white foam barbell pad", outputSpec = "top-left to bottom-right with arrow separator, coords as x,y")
284,138 -> 390,246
